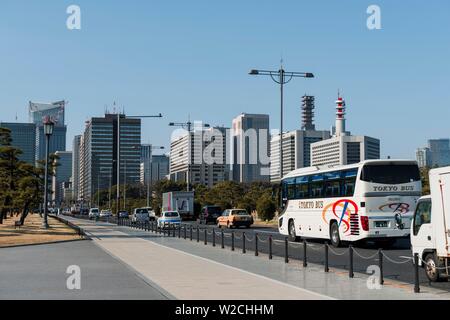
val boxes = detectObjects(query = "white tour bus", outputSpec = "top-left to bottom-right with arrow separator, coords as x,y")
278,160 -> 422,247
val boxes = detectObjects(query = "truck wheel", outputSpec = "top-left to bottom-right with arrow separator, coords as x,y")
288,220 -> 299,242
330,222 -> 342,247
424,253 -> 445,282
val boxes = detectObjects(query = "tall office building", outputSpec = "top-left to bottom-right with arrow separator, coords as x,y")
416,139 -> 450,168
270,96 -> 331,182
52,151 -> 72,206
72,135 -> 82,201
428,139 -> 450,167
311,96 -> 380,167
270,130 -> 331,182
231,113 -> 270,183
29,101 -> 67,162
170,127 -> 228,188
140,154 -> 170,184
416,147 -> 432,168
0,122 -> 36,164
80,113 -> 141,204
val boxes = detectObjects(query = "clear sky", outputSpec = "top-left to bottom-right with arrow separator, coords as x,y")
0,0 -> 449,158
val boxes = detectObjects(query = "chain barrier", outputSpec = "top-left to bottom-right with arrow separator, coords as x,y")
382,252 -> 412,264
234,233 -> 243,240
327,246 -> 348,256
352,249 -> 380,260
245,235 -> 255,242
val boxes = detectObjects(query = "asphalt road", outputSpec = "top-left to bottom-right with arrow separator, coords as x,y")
68,215 -> 450,292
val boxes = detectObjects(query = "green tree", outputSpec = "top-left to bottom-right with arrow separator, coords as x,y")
256,194 -> 276,221
0,128 -> 23,224
420,167 -> 430,195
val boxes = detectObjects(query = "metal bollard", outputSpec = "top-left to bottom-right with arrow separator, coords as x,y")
190,226 -> 193,241
324,243 -> 329,272
221,230 -> 224,249
204,229 -> 207,245
242,232 -> 246,254
349,245 -> 354,278
269,236 -> 273,260
303,240 -> 308,268
255,233 -> 258,257
378,249 -> 384,285
184,225 -> 187,239
173,223 -> 176,237
212,228 -> 216,247
285,237 -> 289,263
178,224 -> 181,238
231,232 -> 235,251
197,226 -> 200,242
414,253 -> 420,293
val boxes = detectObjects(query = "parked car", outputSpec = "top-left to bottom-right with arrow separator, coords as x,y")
80,208 -> 89,215
198,205 -> 223,225
217,209 -> 253,229
158,211 -> 182,229
118,210 -> 129,219
131,208 -> 151,223
100,209 -> 113,218
89,208 -> 100,219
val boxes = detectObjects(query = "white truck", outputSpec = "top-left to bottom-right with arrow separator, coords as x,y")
162,191 -> 194,220
411,166 -> 450,281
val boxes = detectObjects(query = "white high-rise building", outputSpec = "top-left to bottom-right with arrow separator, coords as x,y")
270,96 -> 331,182
169,127 -> 228,188
310,96 -> 380,167
231,113 -> 270,183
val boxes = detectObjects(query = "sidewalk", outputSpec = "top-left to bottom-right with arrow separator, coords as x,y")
66,217 -> 450,300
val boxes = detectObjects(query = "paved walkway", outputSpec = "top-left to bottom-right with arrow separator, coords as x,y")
0,240 -> 170,300
66,217 -> 450,300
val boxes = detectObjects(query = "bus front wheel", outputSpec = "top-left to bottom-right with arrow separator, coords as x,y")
288,220 -> 300,242
330,222 -> 342,247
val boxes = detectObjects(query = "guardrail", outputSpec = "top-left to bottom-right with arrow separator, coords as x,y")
70,216 -> 431,294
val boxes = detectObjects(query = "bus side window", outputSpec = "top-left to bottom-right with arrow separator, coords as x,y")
342,170 -> 357,197
310,175 -> 324,198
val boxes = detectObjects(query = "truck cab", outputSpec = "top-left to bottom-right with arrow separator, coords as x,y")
411,166 -> 450,282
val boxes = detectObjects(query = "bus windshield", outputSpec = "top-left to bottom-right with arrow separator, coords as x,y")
360,164 -> 420,184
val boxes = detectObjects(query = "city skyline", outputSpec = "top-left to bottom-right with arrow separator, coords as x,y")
1,1 -> 449,160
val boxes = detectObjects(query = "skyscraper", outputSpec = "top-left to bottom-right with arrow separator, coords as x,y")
0,122 -> 36,164
231,113 -> 270,183
72,135 -> 82,201
80,113 -> 141,204
416,139 -> 450,168
170,127 -> 229,188
29,101 -> 67,162
52,151 -> 72,206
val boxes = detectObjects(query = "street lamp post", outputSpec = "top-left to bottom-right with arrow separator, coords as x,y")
115,112 -> 162,217
169,120 -> 210,192
42,116 -> 55,229
249,65 -> 314,184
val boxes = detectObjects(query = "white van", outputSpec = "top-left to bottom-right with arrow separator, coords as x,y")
411,166 -> 450,281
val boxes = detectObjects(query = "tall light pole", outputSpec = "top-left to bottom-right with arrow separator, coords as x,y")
249,65 -> 314,183
115,112 -> 162,216
42,116 -> 54,229
169,120 -> 210,192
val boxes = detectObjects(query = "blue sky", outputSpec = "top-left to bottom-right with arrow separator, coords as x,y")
0,0 -> 449,158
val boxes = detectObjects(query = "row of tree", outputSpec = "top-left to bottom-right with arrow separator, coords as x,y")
0,128 -> 59,225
